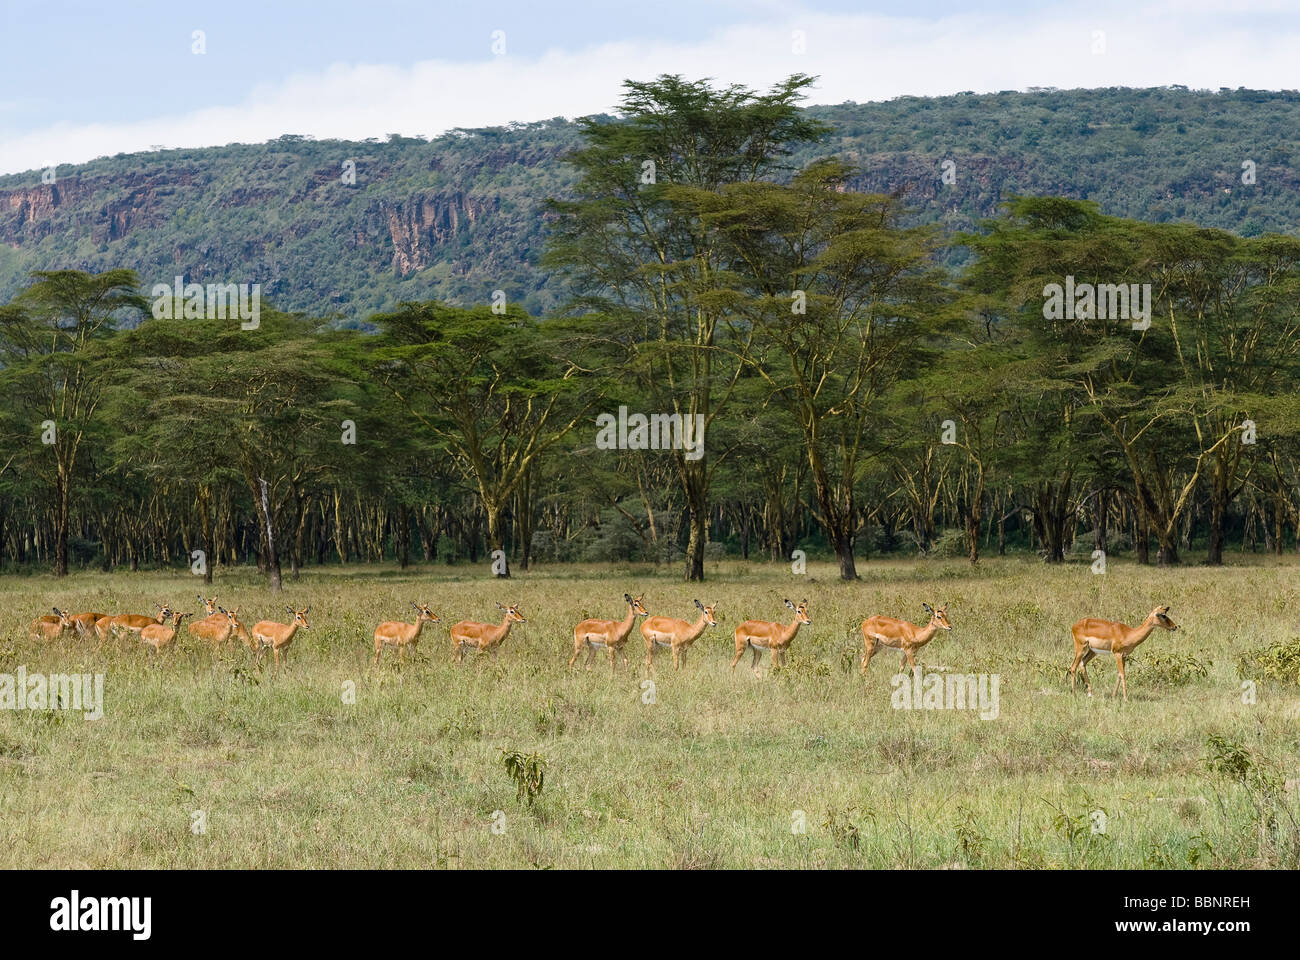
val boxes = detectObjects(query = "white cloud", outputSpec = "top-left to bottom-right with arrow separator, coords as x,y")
2,1 -> 1298,176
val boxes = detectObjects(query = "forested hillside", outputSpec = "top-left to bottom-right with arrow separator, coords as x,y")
2,85 -> 1297,320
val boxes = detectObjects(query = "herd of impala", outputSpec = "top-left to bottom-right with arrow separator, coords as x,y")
25,592 -> 1181,699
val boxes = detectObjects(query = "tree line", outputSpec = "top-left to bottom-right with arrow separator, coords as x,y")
2,75 -> 1299,586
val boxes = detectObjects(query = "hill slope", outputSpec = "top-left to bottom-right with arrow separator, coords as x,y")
2,86 -> 1297,319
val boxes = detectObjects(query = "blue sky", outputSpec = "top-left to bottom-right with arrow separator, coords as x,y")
3,0 -> 1298,175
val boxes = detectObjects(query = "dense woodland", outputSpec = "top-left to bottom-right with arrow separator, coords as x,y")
1,75 -> 1299,585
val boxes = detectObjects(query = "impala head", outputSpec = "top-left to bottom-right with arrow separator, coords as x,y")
923,602 -> 952,630
153,602 -> 173,621
198,594 -> 218,615
784,598 -> 812,625
222,607 -> 252,640
625,593 -> 649,616
285,606 -> 310,629
693,599 -> 719,626
171,611 -> 191,627
1151,605 -> 1178,631
496,602 -> 526,624
412,602 -> 441,624
51,607 -> 73,628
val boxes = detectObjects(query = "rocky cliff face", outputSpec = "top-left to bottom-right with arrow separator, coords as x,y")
1,89 -> 1297,317
379,192 -> 500,276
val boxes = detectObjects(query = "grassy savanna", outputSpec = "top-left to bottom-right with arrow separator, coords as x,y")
1,558 -> 1298,869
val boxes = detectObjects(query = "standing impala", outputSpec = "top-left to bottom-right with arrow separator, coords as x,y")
641,600 -> 718,672
67,611 -> 107,640
29,608 -> 74,642
1069,605 -> 1179,701
570,594 -> 648,673
374,603 -> 440,664
451,603 -> 525,663
861,602 -> 951,675
188,595 -> 228,646
731,599 -> 811,677
253,606 -> 310,670
141,611 -> 191,652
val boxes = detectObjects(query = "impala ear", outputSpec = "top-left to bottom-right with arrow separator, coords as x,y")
286,606 -> 295,615
496,602 -> 506,611
218,606 -> 227,614
785,599 -> 795,609
52,607 -> 61,616
694,599 -> 704,610
303,607 -> 310,615
923,602 -> 934,614
624,593 -> 632,603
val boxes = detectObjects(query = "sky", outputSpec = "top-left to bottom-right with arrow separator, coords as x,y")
2,0 -> 1299,176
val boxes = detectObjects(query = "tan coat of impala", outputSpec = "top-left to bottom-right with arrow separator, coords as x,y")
374,603 -> 440,664
188,595 -> 229,646
641,600 -> 718,672
731,599 -> 811,676
1070,605 -> 1179,701
861,603 -> 951,675
97,603 -> 172,643
141,611 -> 191,652
253,606 -> 310,669
30,608 -> 74,642
570,594 -> 648,672
451,603 -> 525,663
67,611 -> 107,640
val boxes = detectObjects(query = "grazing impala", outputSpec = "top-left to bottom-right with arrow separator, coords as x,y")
253,606 -> 310,670
29,608 -> 75,642
641,600 -> 718,672
141,611 -> 191,652
97,603 -> 172,642
570,594 -> 649,673
374,603 -> 440,664
1070,605 -> 1179,701
861,603 -> 951,675
451,603 -> 525,663
731,599 -> 811,677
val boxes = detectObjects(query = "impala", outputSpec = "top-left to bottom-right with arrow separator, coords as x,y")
450,603 -> 525,663
97,604 -> 172,643
188,595 -> 228,645
641,600 -> 718,672
65,611 -> 107,640
570,594 -> 648,673
141,611 -> 191,652
1069,605 -> 1179,701
189,605 -> 252,648
861,602 -> 951,675
374,603 -> 440,664
252,607 -> 310,670
30,608 -> 74,642
731,599 -> 811,677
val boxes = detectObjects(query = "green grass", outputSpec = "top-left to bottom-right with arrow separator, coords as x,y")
1,556 -> 1298,869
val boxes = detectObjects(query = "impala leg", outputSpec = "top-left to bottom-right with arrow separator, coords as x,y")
729,643 -> 744,673
1069,645 -> 1084,692
1114,653 -> 1128,701
608,647 -> 616,675
861,638 -> 877,675
1078,649 -> 1095,696
645,641 -> 655,675
903,647 -> 918,673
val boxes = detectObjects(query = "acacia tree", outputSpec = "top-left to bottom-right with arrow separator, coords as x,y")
545,74 -> 828,581
685,159 -> 950,580
0,270 -> 146,576
370,303 -> 597,578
